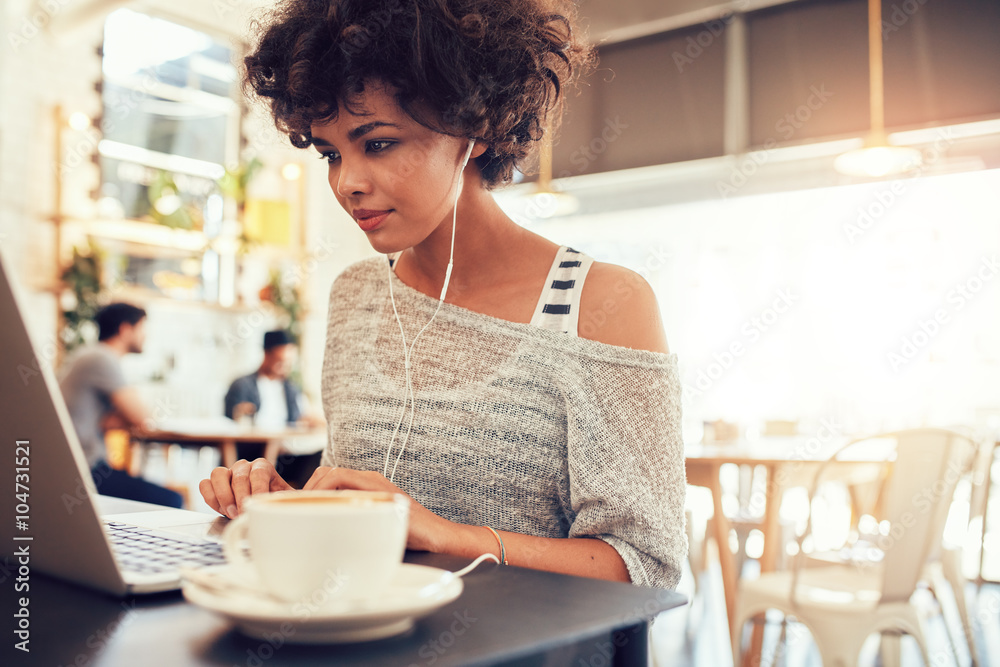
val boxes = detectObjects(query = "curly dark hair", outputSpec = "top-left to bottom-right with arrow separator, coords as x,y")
243,0 -> 595,189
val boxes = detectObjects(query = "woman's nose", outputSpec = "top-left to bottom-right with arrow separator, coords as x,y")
334,158 -> 372,197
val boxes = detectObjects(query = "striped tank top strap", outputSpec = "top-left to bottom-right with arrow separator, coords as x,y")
529,246 -> 594,336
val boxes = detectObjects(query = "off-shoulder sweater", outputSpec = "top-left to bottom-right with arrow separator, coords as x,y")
320,257 -> 687,589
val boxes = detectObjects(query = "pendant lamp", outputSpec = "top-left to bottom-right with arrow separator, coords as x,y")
834,0 -> 922,177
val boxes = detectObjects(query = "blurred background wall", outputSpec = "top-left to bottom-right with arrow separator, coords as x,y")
1,0 -> 998,438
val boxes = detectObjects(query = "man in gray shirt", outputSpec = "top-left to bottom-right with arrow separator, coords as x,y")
59,303 -> 182,507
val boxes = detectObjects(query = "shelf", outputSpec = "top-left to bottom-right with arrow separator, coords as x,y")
102,283 -> 280,314
62,218 -> 213,253
61,218 -> 302,260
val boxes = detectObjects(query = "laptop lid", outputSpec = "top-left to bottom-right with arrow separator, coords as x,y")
0,254 -> 129,596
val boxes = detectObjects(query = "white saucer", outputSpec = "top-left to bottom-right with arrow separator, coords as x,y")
182,563 -> 464,644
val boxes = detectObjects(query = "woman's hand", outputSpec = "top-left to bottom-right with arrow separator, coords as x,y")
304,467 -> 456,553
198,458 -> 293,519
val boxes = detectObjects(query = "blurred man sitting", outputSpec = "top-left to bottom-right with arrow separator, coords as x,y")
224,330 -> 304,427
224,330 -> 323,485
59,303 -> 183,508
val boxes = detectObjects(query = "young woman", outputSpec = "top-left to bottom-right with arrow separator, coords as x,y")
200,0 -> 686,589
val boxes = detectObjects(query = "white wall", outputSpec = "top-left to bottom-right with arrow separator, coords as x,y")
531,167 -> 1000,437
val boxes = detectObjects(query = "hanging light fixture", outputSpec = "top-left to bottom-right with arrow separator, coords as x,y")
524,122 -> 579,218
834,0 -> 922,177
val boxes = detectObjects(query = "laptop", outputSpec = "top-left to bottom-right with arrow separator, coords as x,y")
0,253 -> 227,595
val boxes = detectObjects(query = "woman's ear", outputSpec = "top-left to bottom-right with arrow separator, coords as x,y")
471,140 -> 489,160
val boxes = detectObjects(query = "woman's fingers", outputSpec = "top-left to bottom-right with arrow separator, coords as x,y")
207,466 -> 238,518
198,477 -> 221,514
229,459 -> 253,513
249,458 -> 277,495
302,467 -> 388,492
270,473 -> 295,492
302,466 -> 337,490
200,464 -> 399,521
199,459 -> 289,519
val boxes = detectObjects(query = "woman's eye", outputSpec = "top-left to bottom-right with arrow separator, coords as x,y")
367,140 -> 394,153
317,141 -> 392,164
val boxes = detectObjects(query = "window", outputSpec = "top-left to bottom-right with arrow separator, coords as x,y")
98,9 -> 238,234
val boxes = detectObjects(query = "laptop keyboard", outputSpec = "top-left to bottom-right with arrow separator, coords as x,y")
104,521 -> 226,575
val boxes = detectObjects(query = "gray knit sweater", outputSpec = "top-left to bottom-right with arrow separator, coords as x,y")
320,257 -> 687,589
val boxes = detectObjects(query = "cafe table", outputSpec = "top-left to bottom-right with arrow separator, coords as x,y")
8,497 -> 686,667
684,434 -> 887,659
131,419 -> 326,467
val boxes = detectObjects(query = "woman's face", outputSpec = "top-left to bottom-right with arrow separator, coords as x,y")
310,84 -> 474,254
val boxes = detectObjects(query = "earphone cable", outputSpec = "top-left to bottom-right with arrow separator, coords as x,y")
384,139 -> 475,483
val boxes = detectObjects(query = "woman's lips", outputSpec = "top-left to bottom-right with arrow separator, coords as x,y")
353,209 -> 392,231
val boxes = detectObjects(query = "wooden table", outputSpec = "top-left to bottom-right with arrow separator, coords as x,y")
133,423 -> 326,468
685,436 -> 887,659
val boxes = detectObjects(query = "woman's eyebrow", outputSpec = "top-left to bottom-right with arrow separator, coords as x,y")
347,121 -> 402,142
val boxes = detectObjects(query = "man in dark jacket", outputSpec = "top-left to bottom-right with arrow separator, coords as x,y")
223,330 -> 322,486
224,330 -> 302,426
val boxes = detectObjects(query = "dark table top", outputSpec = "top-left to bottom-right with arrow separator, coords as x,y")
5,499 -> 686,667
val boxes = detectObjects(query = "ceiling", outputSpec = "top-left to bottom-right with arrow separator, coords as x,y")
577,0 -> 800,44
43,0 -> 805,46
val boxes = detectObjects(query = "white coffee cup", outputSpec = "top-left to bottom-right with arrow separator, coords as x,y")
222,489 -> 410,604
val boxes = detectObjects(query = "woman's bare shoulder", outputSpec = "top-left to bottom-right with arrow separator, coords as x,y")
578,261 -> 670,354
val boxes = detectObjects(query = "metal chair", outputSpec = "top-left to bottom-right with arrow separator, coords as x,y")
732,428 -> 978,667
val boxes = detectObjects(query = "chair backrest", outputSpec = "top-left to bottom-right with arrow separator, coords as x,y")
792,428 -> 977,606
967,437 -> 997,534
878,429 -> 976,603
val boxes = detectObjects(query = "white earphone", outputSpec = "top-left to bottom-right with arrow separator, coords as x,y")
382,138 -> 476,482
